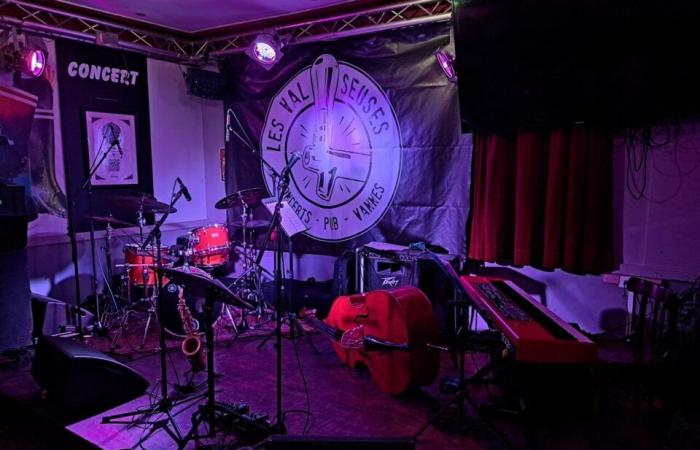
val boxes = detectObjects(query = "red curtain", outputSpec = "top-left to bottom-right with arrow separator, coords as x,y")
468,128 -> 613,274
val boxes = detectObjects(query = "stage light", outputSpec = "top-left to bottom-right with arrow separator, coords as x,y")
0,29 -> 47,78
246,32 -> 284,70
435,49 -> 457,84
24,48 -> 46,77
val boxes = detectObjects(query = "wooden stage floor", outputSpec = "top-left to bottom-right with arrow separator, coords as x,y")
0,320 -> 673,450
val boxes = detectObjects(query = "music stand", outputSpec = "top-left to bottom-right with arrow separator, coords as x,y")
156,268 -> 271,444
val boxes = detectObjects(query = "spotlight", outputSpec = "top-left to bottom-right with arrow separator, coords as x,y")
435,49 -> 457,84
24,48 -> 46,78
246,32 -> 284,70
0,29 -> 47,78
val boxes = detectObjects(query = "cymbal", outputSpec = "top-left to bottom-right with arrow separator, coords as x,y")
90,215 -> 135,227
215,188 -> 266,210
112,193 -> 177,214
230,219 -> 271,229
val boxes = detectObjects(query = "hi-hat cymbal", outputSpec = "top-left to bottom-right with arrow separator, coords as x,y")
230,219 -> 271,229
112,193 -> 177,214
215,188 -> 266,210
90,215 -> 135,227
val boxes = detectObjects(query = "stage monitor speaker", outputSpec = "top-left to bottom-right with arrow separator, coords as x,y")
264,435 -> 415,450
31,336 -> 148,416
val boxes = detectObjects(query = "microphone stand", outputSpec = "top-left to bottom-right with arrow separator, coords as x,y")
102,183 -> 204,449
81,146 -> 112,335
63,144 -> 112,339
253,164 -> 293,434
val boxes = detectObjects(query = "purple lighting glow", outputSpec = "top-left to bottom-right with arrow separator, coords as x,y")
25,48 -> 46,77
246,32 -> 283,70
253,41 -> 277,63
435,49 -> 457,83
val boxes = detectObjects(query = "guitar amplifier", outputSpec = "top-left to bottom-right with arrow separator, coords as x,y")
357,243 -> 459,293
361,252 -> 418,292
0,185 -> 28,251
356,243 -> 461,343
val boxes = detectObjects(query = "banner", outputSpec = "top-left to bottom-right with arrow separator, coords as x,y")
55,39 -> 153,233
222,23 -> 471,256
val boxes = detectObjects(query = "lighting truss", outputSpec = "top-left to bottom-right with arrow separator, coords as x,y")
203,0 -> 453,58
0,0 -> 452,62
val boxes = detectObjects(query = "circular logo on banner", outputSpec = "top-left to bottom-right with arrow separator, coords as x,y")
261,54 -> 402,242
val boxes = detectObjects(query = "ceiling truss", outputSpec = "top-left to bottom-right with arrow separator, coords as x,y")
0,0 -> 452,62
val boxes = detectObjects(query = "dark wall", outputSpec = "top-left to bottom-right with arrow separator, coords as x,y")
56,39 -> 153,232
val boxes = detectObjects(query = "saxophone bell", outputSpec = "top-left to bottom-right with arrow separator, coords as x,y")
182,335 -> 201,357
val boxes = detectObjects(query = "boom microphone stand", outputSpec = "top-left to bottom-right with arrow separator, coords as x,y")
101,180 -> 202,448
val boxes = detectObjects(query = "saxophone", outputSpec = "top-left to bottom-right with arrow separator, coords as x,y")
177,288 -> 206,372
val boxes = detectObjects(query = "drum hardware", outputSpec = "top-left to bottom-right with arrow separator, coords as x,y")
229,218 -> 271,229
214,187 -> 265,210
136,206 -> 145,242
90,215 -> 136,228
214,188 -> 273,333
112,192 -> 178,214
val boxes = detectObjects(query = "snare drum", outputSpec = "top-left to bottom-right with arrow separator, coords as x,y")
189,224 -> 230,268
123,243 -> 169,287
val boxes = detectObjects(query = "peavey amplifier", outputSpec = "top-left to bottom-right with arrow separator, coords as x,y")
354,242 -> 461,344
357,242 -> 459,293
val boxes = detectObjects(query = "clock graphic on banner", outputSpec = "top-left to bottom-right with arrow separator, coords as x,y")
261,54 -> 402,242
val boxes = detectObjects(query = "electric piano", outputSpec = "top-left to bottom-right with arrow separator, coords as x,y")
459,276 -> 598,364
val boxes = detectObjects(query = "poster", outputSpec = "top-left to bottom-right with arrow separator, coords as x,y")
85,111 -> 138,186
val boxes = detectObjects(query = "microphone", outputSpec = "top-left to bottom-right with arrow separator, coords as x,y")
112,139 -> 123,156
281,152 -> 301,177
176,177 -> 192,201
108,123 -> 123,155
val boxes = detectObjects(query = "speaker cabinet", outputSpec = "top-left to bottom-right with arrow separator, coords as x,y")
264,435 -> 415,450
31,336 -> 148,415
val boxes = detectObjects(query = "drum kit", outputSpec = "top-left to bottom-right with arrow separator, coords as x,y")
94,187 -> 273,350
97,173 -> 296,446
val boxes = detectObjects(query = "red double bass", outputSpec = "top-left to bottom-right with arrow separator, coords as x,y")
306,286 -> 440,395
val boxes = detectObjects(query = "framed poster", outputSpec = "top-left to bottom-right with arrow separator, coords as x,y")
85,111 -> 138,186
